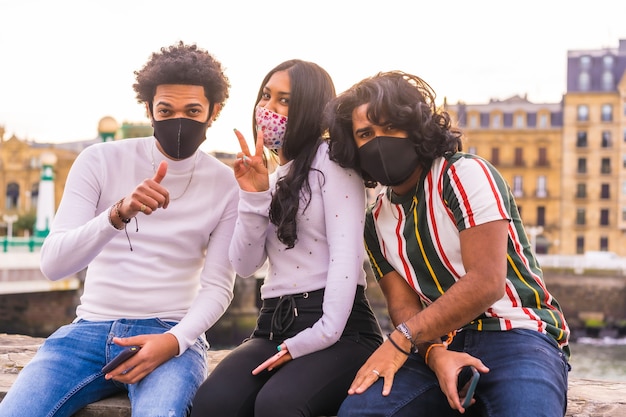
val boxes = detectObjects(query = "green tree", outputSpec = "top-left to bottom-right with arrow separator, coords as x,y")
14,211 -> 36,236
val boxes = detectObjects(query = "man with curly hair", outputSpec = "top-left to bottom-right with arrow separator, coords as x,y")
0,42 -> 238,416
326,71 -> 570,417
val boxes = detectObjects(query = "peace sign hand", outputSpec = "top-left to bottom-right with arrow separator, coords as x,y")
233,128 -> 269,192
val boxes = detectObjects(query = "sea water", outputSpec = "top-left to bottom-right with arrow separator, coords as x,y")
568,337 -> 626,382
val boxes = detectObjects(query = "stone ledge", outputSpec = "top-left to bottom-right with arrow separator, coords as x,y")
1,334 -> 625,416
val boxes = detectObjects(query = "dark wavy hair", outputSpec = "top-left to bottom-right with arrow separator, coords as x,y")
253,60 -> 336,249
326,71 -> 462,188
133,41 -> 230,120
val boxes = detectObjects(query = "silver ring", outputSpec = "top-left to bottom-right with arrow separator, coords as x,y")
372,369 -> 380,377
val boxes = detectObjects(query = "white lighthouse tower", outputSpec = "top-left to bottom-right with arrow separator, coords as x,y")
35,152 -> 57,238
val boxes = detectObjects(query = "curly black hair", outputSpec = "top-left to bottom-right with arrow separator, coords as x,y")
133,41 -> 230,120
325,71 -> 462,188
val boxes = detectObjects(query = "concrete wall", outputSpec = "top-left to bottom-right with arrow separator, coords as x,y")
1,269 -> 625,341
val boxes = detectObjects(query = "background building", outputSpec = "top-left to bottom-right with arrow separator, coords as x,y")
446,95 -> 562,254
561,39 -> 626,255
0,127 -> 78,237
446,38 -> 626,255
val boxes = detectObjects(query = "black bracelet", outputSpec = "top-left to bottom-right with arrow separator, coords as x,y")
386,333 -> 411,356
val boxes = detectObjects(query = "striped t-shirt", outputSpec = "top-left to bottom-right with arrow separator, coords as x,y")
364,152 -> 570,355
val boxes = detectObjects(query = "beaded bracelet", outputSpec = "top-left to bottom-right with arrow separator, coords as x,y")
108,198 -> 137,251
114,198 -> 132,225
109,198 -> 131,230
386,333 -> 411,356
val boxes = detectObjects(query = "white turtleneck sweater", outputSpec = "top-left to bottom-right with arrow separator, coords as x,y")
40,137 -> 239,354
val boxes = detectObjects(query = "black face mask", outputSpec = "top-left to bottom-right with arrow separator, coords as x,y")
153,118 -> 208,159
358,136 -> 420,186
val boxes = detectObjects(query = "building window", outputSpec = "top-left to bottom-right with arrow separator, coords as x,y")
576,131 -> 588,147
31,183 -> 39,210
6,182 -> 20,210
602,72 -> 614,91
601,131 -> 612,147
600,209 -> 610,226
576,236 -> 585,254
513,175 -> 523,198
622,208 -> 626,222
536,176 -> 547,198
469,115 -> 478,128
515,114 -> 525,128
623,155 -> 626,169
537,206 -> 546,227
29,156 -> 40,169
539,114 -> 548,128
491,148 -> 500,165
601,54 -> 614,91
577,158 -> 587,174
577,105 -> 589,121
467,146 -> 477,155
492,114 -> 501,128
622,181 -> 626,196
600,183 -> 610,199
514,147 -> 524,166
576,183 -> 586,199
601,104 -> 613,122
601,158 -> 611,174
537,147 -> 548,166
600,236 -> 609,251
578,72 -> 590,91
576,208 -> 586,225
581,55 -> 591,70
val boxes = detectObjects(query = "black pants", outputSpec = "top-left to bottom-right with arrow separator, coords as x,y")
191,286 -> 383,417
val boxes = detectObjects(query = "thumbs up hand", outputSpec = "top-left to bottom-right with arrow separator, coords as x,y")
152,160 -> 168,185
115,161 -> 170,221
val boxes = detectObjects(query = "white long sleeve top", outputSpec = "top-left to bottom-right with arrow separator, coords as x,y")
40,137 -> 239,355
228,141 -> 368,358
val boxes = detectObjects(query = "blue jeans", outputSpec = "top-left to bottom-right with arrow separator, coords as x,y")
0,318 -> 208,417
338,329 -> 570,417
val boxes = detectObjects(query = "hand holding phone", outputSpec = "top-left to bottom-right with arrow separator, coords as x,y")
458,365 -> 480,409
102,346 -> 141,374
252,348 -> 288,375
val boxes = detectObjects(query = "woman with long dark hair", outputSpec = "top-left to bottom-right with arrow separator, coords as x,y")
191,60 -> 382,417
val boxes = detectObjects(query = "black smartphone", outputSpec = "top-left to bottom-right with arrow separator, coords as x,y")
102,346 -> 141,374
458,365 -> 480,409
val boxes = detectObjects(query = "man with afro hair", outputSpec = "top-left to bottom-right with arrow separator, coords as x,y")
0,41 -> 238,417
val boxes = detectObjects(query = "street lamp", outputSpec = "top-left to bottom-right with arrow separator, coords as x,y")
98,116 -> 118,142
2,214 -> 18,240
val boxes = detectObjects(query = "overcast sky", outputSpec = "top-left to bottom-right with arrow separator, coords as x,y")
1,0 -> 625,154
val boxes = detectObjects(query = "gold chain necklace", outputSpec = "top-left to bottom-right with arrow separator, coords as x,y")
151,142 -> 198,201
387,180 -> 419,221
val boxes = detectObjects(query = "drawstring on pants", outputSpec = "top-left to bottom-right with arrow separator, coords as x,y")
269,292 -> 308,340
